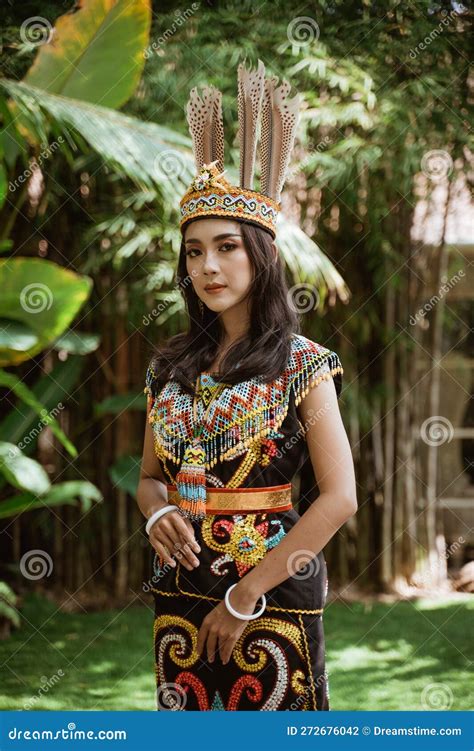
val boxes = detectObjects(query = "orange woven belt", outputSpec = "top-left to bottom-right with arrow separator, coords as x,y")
166,483 -> 293,514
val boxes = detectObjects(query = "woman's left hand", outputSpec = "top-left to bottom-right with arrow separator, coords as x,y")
196,586 -> 260,665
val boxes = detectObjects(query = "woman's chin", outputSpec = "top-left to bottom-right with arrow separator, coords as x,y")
202,294 -> 236,313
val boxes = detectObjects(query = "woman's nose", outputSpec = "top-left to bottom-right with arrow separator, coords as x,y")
201,252 -> 220,274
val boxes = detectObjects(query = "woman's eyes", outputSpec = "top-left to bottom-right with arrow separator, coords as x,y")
186,243 -> 237,257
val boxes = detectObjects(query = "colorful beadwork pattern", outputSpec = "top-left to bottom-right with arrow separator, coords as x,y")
180,190 -> 280,236
202,513 -> 287,578
144,333 -> 343,474
153,609 -> 321,710
179,162 -> 281,237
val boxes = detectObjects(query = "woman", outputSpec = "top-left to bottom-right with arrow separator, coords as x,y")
137,62 -> 357,711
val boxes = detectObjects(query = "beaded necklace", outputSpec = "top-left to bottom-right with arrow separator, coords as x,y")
174,374 -> 228,521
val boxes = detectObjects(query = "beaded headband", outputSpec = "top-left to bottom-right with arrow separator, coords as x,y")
179,59 -> 302,239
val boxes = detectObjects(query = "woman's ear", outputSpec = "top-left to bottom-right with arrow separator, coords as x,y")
271,241 -> 278,261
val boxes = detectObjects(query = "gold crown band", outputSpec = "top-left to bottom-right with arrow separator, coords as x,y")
179,175 -> 280,237
166,482 -> 292,514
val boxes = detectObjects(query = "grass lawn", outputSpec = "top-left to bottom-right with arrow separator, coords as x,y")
0,593 -> 472,710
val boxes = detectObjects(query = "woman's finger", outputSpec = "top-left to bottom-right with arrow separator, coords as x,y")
151,539 -> 176,568
173,540 -> 200,569
151,527 -> 178,557
156,530 -> 196,571
165,520 -> 201,567
196,621 -> 208,658
219,634 -> 235,665
170,514 -> 201,554
161,517 -> 200,568
150,519 -> 195,570
206,627 -> 218,663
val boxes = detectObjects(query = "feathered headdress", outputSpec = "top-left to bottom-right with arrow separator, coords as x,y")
179,60 -> 302,238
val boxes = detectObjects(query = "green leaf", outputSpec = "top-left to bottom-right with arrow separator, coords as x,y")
0,442 -> 51,495
0,357 -> 84,457
94,392 -> 147,416
24,0 -> 151,109
0,580 -> 18,608
52,329 -> 100,355
0,239 -> 14,254
0,163 -> 7,210
109,455 -> 141,498
38,480 -> 103,513
0,581 -> 20,629
0,480 -> 103,519
0,319 -> 38,351
0,79 -> 193,195
0,257 -> 92,366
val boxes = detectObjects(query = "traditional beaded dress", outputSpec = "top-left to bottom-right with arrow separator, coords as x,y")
144,333 -> 343,711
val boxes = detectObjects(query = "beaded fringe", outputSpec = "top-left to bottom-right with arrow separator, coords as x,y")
292,351 -> 344,406
175,438 -> 207,521
146,349 -> 343,474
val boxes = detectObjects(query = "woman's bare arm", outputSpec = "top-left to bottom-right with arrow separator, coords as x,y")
137,398 -> 201,569
136,397 -> 170,520
229,375 -> 358,609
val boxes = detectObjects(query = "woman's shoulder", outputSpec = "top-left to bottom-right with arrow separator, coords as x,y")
287,332 -> 344,402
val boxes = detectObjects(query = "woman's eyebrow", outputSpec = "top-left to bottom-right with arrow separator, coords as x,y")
184,233 -> 243,244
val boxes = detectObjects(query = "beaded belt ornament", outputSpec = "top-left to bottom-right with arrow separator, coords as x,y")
166,482 -> 293,515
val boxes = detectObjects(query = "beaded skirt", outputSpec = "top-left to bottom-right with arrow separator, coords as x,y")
150,506 -> 330,711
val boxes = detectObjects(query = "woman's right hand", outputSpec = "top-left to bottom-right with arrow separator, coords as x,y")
149,510 -> 201,571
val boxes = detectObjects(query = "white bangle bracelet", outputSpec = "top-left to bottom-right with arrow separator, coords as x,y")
224,583 -> 266,621
145,505 -> 178,536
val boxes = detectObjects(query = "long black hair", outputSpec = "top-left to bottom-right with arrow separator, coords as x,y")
146,217 -> 300,396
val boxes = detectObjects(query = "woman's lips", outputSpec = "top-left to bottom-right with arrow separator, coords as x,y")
204,285 -> 227,294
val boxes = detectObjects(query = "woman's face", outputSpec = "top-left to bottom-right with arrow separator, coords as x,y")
184,218 -> 253,313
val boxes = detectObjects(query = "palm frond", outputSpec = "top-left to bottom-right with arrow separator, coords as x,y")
0,79 -> 349,301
